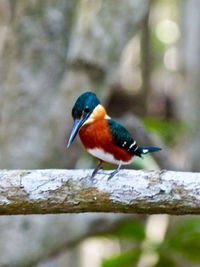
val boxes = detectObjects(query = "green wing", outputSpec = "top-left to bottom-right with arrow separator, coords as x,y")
108,119 -> 138,154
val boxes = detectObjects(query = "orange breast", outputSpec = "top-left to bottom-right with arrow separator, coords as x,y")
79,119 -> 132,162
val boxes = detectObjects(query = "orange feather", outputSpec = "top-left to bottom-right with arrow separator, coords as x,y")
79,119 -> 132,162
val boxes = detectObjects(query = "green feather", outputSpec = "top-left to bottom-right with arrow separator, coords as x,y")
108,119 -> 137,153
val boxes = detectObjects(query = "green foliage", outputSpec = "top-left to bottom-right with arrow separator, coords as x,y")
165,217 -> 200,262
142,118 -> 186,146
153,254 -> 176,267
99,220 -> 144,267
110,220 -> 145,241
102,250 -> 141,267
89,216 -> 200,267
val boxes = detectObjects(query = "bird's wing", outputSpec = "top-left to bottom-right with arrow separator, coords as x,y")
108,119 -> 138,154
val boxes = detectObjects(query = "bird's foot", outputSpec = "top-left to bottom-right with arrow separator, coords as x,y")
91,161 -> 103,179
91,168 -> 100,178
107,161 -> 122,180
107,169 -> 119,180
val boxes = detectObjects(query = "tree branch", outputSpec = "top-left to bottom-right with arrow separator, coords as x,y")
0,169 -> 200,215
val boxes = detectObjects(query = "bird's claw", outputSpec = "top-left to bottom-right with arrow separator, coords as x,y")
107,169 -> 119,180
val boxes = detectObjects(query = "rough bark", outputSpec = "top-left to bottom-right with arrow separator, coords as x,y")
0,169 -> 200,215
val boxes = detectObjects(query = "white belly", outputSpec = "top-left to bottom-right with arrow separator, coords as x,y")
87,148 -> 133,165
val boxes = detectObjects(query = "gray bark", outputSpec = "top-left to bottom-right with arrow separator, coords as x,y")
67,0 -> 150,73
0,0 -> 78,169
0,169 -> 200,215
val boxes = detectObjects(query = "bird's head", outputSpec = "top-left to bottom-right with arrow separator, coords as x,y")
67,92 -> 100,147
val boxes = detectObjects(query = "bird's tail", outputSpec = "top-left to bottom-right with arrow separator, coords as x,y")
134,146 -> 161,157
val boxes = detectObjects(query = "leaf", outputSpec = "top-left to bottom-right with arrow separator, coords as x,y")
153,254 -> 176,267
166,217 -> 200,262
110,220 -> 145,241
102,250 -> 141,267
142,118 -> 186,146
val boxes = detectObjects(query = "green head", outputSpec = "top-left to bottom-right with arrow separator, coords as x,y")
67,92 -> 100,147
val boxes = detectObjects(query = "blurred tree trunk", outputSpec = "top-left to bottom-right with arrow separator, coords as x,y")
181,0 -> 200,171
0,213 -> 130,267
0,0 -> 77,169
0,1 -> 150,266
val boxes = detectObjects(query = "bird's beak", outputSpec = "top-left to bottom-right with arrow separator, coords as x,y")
67,116 -> 87,148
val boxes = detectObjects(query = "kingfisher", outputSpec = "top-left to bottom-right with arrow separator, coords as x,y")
67,92 -> 161,179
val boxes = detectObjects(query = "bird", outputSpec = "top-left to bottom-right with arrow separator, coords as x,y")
67,92 -> 161,180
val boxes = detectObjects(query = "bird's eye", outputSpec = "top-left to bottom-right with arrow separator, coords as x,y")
84,106 -> 90,113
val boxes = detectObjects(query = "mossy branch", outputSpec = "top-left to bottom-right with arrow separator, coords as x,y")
0,169 -> 200,215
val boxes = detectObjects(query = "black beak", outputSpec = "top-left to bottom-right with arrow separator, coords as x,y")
67,116 -> 87,148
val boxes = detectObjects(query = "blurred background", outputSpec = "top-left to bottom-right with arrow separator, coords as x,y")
0,0 -> 200,266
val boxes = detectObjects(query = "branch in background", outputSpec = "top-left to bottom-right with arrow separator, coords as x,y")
0,169 -> 200,215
